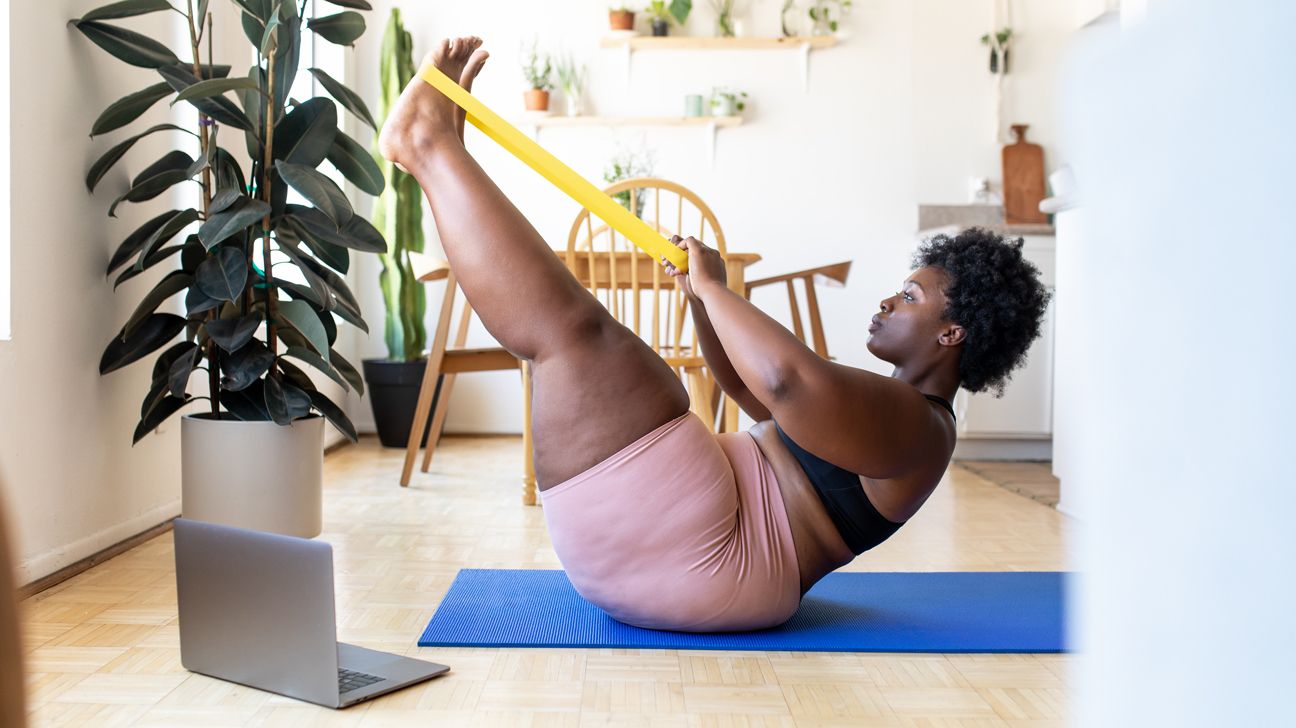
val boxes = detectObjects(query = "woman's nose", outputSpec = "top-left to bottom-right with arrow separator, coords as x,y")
879,299 -> 891,313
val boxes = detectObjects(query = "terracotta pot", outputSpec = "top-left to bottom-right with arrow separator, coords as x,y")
609,10 -> 635,30
524,88 -> 550,112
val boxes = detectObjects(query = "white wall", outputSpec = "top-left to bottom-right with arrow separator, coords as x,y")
0,1 -> 350,583
344,0 -> 1084,435
1062,1 -> 1295,724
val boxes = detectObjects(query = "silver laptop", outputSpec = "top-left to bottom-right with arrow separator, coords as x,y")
173,518 -> 450,708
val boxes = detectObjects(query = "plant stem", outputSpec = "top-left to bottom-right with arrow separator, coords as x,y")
186,0 -> 220,417
262,56 -> 278,362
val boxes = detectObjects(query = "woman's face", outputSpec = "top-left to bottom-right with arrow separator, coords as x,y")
866,266 -> 957,363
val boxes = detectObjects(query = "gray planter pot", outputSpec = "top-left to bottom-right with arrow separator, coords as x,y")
181,413 -> 323,538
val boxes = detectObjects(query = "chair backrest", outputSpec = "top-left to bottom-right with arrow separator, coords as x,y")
565,177 -> 726,359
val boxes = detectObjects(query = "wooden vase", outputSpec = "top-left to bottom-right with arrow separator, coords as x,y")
1002,124 -> 1048,224
524,89 -> 550,112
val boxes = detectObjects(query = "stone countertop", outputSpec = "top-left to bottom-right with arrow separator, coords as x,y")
917,204 -> 1055,237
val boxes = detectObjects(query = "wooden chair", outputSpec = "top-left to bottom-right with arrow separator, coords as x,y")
400,254 -> 536,505
566,177 -> 730,431
745,261 -> 853,359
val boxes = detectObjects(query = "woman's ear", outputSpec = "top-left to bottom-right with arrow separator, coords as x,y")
938,324 -> 966,347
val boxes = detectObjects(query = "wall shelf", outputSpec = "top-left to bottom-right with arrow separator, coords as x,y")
599,35 -> 838,91
516,115 -> 744,167
598,35 -> 838,51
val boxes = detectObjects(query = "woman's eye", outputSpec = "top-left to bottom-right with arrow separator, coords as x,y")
903,292 -> 914,302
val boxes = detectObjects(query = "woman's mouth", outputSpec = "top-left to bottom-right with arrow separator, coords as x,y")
868,315 -> 882,333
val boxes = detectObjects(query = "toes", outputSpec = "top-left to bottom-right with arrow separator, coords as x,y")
461,49 -> 489,90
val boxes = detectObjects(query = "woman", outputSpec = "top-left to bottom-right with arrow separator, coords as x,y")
379,37 -> 1050,632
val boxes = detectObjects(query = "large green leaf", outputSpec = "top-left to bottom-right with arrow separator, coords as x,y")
72,20 -> 181,68
221,340 -> 274,391
114,244 -> 183,289
278,280 -> 325,309
230,0 -> 271,20
264,375 -> 312,425
80,0 -> 173,22
276,299 -> 329,357
276,358 -> 317,393
307,67 -> 376,129
209,187 -> 241,214
240,66 -> 265,160
122,271 -> 193,340
90,83 -> 173,137
100,313 -> 186,374
289,206 -> 385,253
222,379 -> 271,420
273,97 -> 337,167
185,284 -> 222,315
329,347 -> 364,395
280,213 -> 349,273
87,124 -> 192,193
258,9 -> 281,55
275,161 -> 352,225
277,243 -> 333,310
320,0 -> 372,9
180,234 -> 207,273
108,150 -> 194,217
172,77 -> 264,106
280,236 -> 362,312
272,16 -> 301,107
107,209 -> 173,274
205,313 -> 263,352
152,340 -> 199,386
309,389 -> 357,442
326,131 -> 383,196
134,208 -> 201,270
283,346 -> 348,391
196,247 -> 248,301
157,65 -> 255,131
166,346 -> 202,397
213,148 -> 248,195
133,395 -> 192,444
308,12 -> 365,46
198,197 -> 270,249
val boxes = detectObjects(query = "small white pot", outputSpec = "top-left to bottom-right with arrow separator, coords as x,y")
181,413 -> 323,538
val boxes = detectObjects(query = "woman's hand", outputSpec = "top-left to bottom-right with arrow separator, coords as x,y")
663,235 -> 727,302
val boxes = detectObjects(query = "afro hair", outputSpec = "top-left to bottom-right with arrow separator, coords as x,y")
912,228 -> 1050,397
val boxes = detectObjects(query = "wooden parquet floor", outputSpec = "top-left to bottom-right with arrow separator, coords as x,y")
21,434 -> 1072,727
954,462 -> 1060,509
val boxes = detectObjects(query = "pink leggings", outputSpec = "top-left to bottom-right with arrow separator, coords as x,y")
539,412 -> 801,632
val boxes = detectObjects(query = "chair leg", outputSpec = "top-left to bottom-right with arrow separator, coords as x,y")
420,372 -> 456,473
521,360 -> 537,506
401,358 -> 442,487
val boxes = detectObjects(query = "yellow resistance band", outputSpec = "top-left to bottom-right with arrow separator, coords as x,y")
417,63 -> 688,271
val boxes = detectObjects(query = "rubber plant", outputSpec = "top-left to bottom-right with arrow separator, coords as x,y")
73,0 -> 386,445
372,7 -> 425,363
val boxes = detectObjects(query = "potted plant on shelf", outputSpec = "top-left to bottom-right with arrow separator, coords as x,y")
554,53 -> 588,117
808,0 -> 852,36
980,27 -> 1013,74
645,0 -> 692,36
709,0 -> 741,37
521,40 -> 553,112
364,7 -> 435,450
74,0 -> 383,538
709,87 -> 748,117
603,146 -> 656,216
609,4 -> 637,31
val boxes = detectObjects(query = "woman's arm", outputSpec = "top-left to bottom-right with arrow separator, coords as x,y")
668,237 -> 939,479
688,296 -> 773,422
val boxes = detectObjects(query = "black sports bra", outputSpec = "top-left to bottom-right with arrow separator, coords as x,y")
774,394 -> 956,556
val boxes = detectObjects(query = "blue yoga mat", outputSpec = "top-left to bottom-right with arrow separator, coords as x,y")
418,569 -> 1067,653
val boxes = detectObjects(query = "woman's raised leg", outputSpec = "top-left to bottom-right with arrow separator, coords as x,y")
379,38 -> 690,489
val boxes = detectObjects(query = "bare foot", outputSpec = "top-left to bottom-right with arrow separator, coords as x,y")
378,36 -> 490,173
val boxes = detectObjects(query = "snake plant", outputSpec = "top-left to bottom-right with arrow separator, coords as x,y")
372,7 -> 426,362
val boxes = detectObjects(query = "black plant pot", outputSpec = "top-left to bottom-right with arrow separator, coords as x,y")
651,19 -> 669,36
362,358 -> 442,449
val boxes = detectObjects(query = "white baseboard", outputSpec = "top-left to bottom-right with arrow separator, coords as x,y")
16,498 -> 181,585
953,437 -> 1053,461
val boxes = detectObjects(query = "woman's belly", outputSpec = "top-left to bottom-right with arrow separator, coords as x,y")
748,421 -> 855,595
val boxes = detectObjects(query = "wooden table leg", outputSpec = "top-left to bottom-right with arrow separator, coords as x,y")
521,360 -> 537,506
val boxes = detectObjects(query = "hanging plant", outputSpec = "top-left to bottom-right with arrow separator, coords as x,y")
981,27 -> 1013,74
73,0 -> 385,445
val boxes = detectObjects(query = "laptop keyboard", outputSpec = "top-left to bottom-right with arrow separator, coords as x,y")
338,667 -> 385,694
